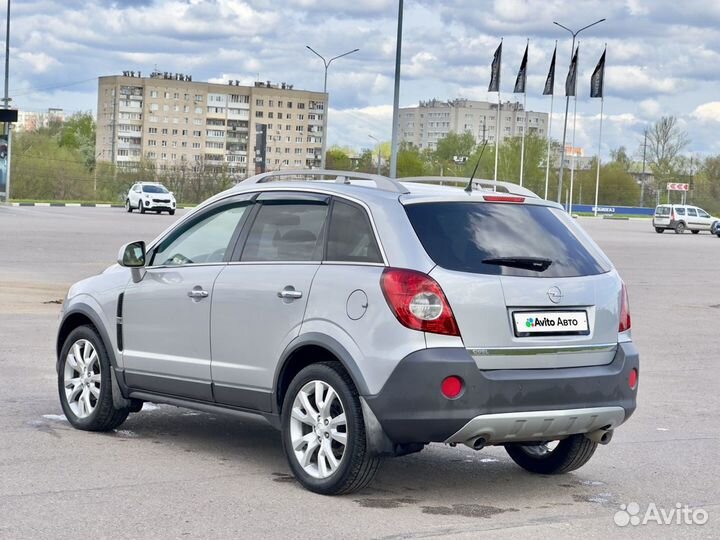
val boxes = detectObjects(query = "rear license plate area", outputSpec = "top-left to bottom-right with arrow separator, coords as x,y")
512,310 -> 589,337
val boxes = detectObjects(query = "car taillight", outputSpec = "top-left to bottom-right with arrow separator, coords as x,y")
671,209 -> 676,221
619,282 -> 631,333
380,268 -> 461,336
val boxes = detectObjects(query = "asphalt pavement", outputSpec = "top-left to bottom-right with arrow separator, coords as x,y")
0,206 -> 718,539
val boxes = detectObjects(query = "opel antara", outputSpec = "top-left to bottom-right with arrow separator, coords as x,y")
56,170 -> 638,495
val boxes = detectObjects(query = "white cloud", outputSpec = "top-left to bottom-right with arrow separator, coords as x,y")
16,52 -> 59,73
692,102 -> 720,122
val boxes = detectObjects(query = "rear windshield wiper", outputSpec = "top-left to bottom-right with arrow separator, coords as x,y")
482,256 -> 553,272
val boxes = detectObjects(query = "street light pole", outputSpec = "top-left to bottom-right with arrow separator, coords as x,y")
306,45 -> 359,170
389,0 -> 404,178
368,134 -> 381,175
553,18 -> 605,205
2,0 -> 10,203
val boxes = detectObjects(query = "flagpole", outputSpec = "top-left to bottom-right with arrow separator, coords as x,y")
494,89 -> 500,183
519,39 -> 528,187
544,92 -> 554,199
593,96 -> 604,217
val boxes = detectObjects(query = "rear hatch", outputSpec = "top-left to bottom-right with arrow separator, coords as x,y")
404,199 -> 620,369
654,205 -> 671,225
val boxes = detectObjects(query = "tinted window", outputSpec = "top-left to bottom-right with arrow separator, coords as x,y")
405,202 -> 611,278
142,185 -> 169,193
686,208 -> 697,217
327,200 -> 382,263
698,209 -> 710,218
655,206 -> 671,216
151,202 -> 249,266
675,207 -> 686,215
241,201 -> 328,262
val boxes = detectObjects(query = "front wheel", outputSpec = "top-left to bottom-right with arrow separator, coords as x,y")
58,326 -> 129,431
674,222 -> 685,234
655,227 -> 664,233
504,434 -> 598,475
281,362 -> 380,495
139,203 -> 146,214
169,209 -> 176,216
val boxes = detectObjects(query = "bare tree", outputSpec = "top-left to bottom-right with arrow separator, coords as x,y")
646,116 -> 689,179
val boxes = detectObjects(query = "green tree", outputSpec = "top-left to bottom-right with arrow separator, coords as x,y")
355,149 -> 377,174
434,132 -> 476,163
574,161 -> 640,206
58,112 -> 97,169
325,147 -> 352,170
396,143 -> 428,177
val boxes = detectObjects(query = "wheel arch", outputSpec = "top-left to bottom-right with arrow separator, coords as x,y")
57,304 -> 118,372
272,333 -> 370,415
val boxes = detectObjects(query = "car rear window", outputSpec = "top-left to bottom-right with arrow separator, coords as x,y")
655,206 -> 671,216
404,202 -> 611,278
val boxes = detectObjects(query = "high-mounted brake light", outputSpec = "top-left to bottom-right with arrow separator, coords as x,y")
483,195 -> 525,203
619,282 -> 631,333
380,268 -> 461,336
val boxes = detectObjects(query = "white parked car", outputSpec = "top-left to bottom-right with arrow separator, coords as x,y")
126,182 -> 176,215
652,204 -> 718,234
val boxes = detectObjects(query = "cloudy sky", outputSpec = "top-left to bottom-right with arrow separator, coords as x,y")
7,0 -> 720,158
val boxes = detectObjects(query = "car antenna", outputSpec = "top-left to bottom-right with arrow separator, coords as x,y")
465,140 -> 488,193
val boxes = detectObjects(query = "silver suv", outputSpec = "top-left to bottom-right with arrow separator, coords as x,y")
57,170 -> 639,494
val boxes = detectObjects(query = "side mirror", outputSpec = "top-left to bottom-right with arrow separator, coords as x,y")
118,241 -> 147,283
118,241 -> 146,267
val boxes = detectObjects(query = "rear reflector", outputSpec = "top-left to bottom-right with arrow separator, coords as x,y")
483,195 -> 525,203
628,368 -> 638,390
441,376 -> 464,399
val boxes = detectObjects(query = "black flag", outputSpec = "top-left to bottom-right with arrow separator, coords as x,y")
565,45 -> 579,97
514,43 -> 528,93
488,41 -> 502,92
590,48 -> 606,98
543,45 -> 556,95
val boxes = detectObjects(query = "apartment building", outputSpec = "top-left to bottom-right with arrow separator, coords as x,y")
399,98 -> 549,151
96,71 -> 327,177
16,108 -> 65,132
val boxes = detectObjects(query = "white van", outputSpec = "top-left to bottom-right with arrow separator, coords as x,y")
653,204 -> 718,234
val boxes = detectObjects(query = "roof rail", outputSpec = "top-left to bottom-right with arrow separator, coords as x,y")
240,169 -> 409,194
399,177 -> 540,199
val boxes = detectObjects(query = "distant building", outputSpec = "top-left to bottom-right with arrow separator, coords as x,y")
95,71 -> 327,177
555,145 -> 594,171
399,98 -> 549,150
16,108 -> 65,132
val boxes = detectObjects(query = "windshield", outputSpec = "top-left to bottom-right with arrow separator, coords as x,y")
404,202 -> 611,278
142,185 -> 169,194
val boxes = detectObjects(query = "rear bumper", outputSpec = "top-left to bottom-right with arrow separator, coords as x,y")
363,341 -> 638,445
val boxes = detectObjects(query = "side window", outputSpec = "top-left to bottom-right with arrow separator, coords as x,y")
675,207 -> 685,216
134,185 -> 142,193
686,208 -> 697,217
151,202 -> 250,266
327,200 -> 383,263
698,209 -> 709,218
241,200 -> 328,262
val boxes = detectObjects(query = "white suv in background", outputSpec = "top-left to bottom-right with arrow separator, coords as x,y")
126,182 -> 176,215
653,204 -> 718,234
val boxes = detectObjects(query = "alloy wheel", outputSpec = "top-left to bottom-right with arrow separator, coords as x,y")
63,339 -> 101,418
289,380 -> 348,479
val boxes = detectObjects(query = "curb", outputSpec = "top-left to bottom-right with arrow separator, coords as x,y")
9,202 -> 195,209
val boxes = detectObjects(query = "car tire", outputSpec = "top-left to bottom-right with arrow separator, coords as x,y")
504,434 -> 598,475
691,230 -> 700,234
58,325 -> 129,432
654,227 -> 664,233
140,203 -> 146,214
125,199 -> 133,213
281,362 -> 380,495
674,222 -> 685,234
169,209 -> 175,216
711,221 -> 719,235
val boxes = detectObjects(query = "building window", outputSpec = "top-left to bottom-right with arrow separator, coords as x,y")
148,127 -> 157,134
195,95 -> 203,102
256,99 -> 264,106
268,112 -> 274,119
297,103 -> 305,110
255,111 -> 264,118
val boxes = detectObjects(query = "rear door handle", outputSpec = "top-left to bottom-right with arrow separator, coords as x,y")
278,286 -> 303,300
187,287 -> 209,299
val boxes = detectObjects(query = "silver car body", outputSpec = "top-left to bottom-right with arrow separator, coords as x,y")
59,171 -> 638,449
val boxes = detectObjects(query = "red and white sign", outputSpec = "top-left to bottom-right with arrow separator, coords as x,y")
667,183 -> 689,191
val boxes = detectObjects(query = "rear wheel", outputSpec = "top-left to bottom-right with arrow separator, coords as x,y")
654,227 -> 664,233
674,222 -> 685,234
58,326 -> 129,431
505,434 -> 598,475
125,199 -> 133,213
281,362 -> 380,495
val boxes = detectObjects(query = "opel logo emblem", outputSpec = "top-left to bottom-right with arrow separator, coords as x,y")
547,286 -> 563,304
